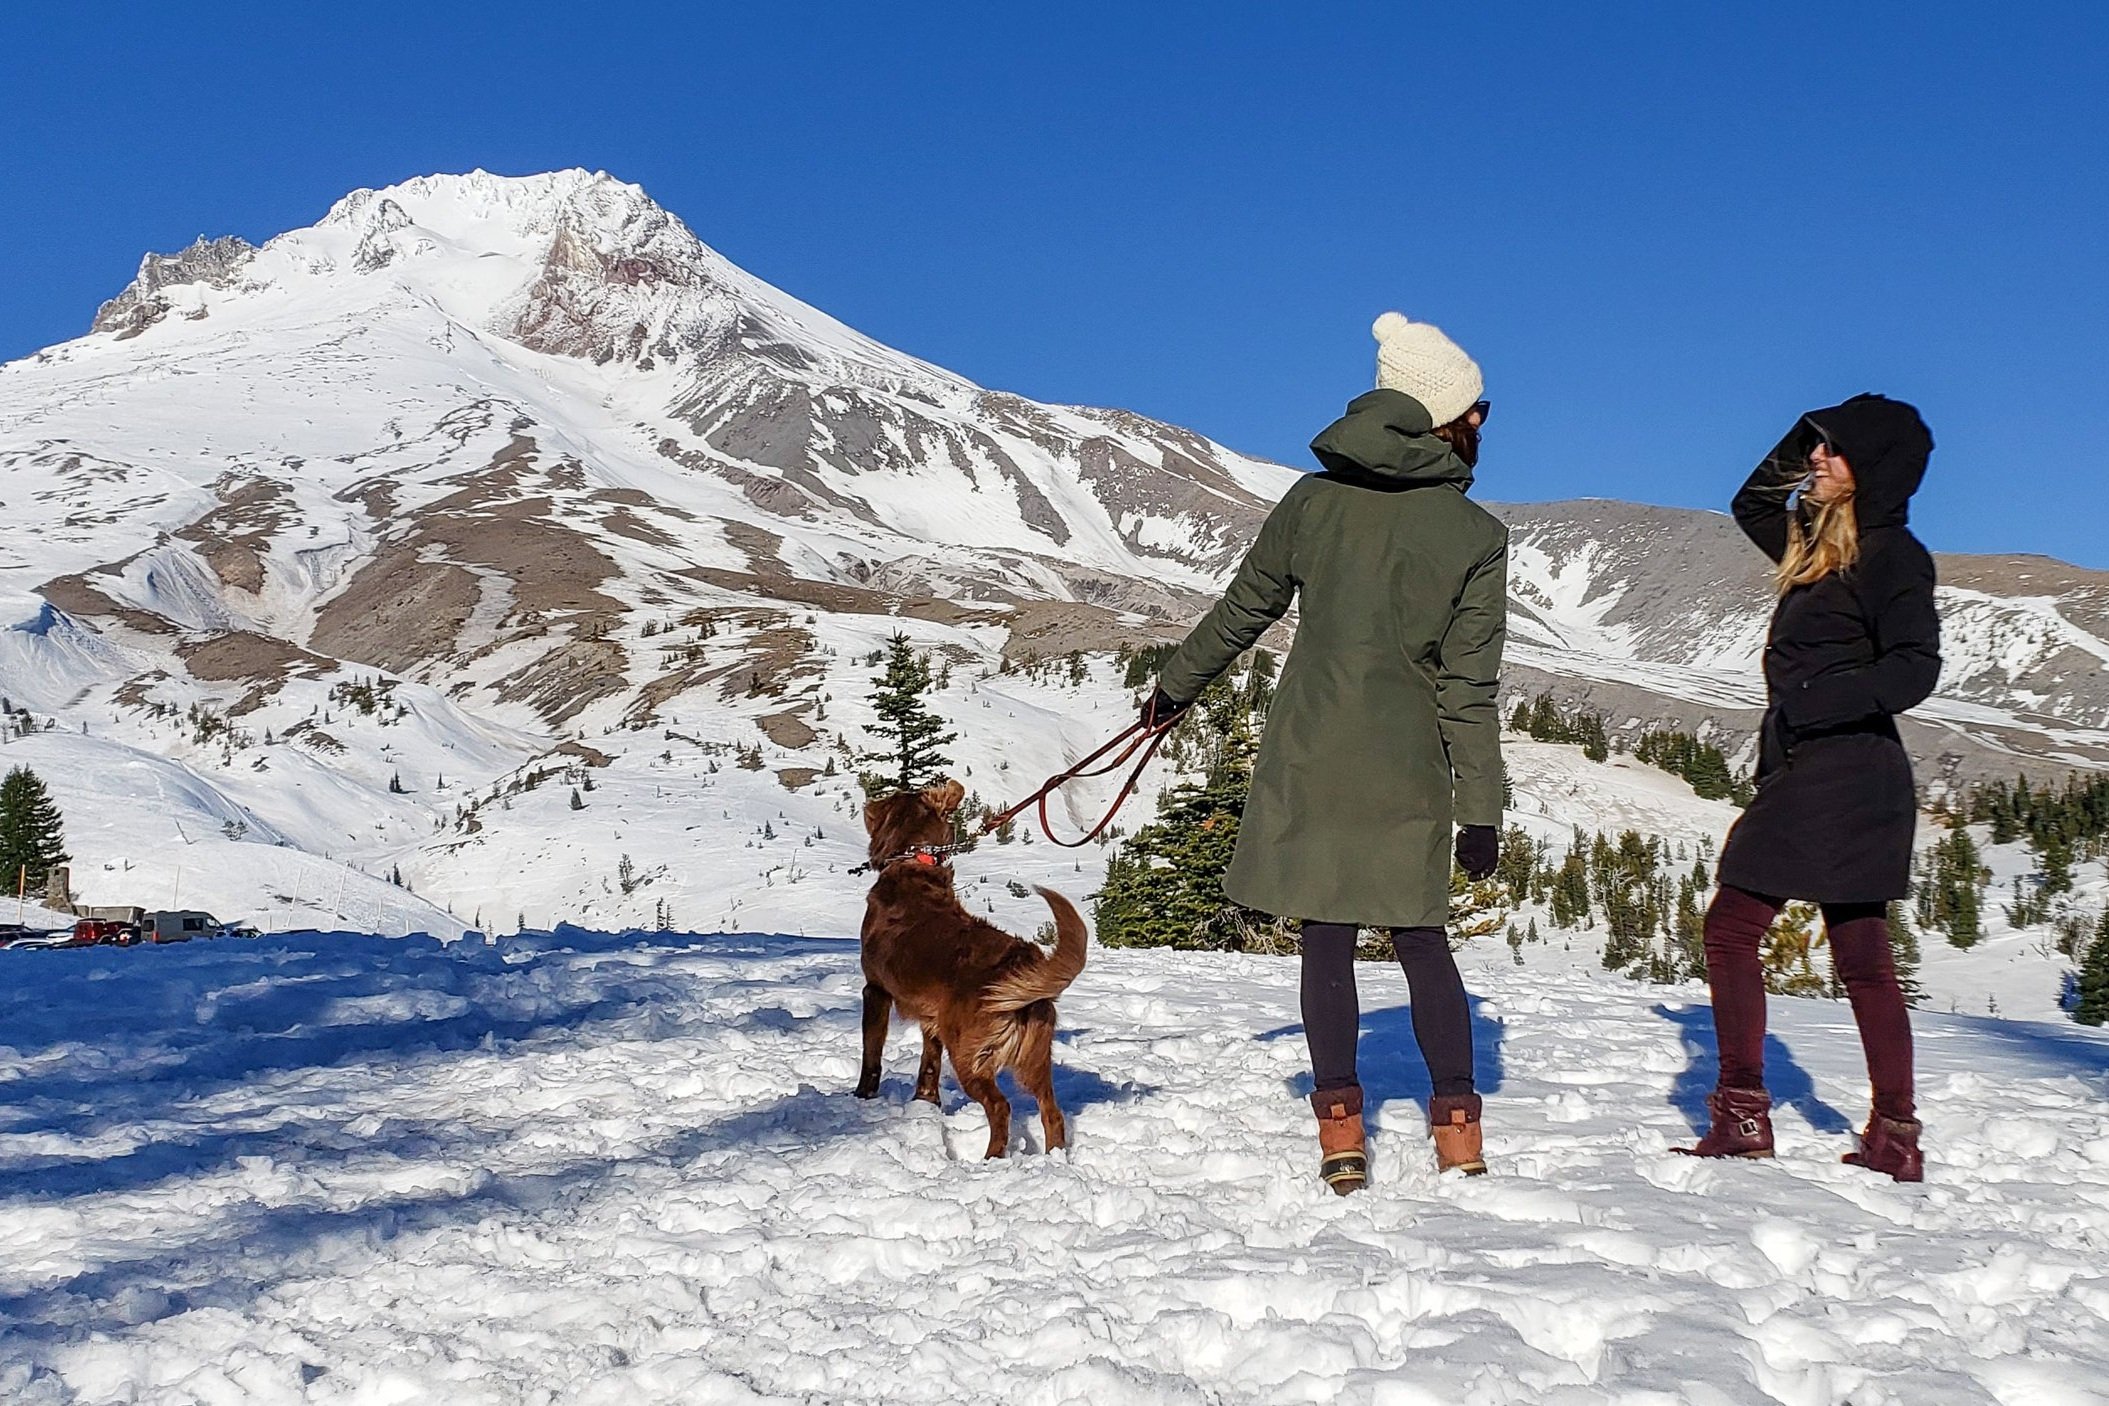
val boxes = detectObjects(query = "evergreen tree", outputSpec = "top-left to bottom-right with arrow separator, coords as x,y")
0,766 -> 68,898
1762,903 -> 1828,996
2076,910 -> 2109,1026
1920,824 -> 1986,948
1672,876 -> 1707,978
569,788 -> 585,811
858,633 -> 957,797
1886,902 -> 1924,1006
1548,832 -> 1593,930
1493,825 -> 1537,899
1097,665 -> 1293,953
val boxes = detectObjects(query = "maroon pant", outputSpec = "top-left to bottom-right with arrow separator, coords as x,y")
1703,886 -> 1915,1121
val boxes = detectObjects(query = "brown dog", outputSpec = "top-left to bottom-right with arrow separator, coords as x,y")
855,779 -> 1088,1158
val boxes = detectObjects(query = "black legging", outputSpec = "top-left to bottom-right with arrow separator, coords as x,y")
1301,923 -> 1474,1099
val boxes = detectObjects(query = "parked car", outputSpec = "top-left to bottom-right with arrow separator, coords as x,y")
74,918 -> 141,946
2,927 -> 96,951
142,910 -> 220,943
217,922 -> 261,940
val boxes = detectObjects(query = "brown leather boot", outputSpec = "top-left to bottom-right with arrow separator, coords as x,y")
1429,1093 -> 1487,1175
1675,1087 -> 1775,1159
1844,1113 -> 1924,1182
1310,1087 -> 1367,1195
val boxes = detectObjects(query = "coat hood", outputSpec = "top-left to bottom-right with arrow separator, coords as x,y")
1309,389 -> 1475,490
1764,394 -> 1933,529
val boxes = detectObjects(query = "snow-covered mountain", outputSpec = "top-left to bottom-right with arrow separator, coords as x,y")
3,168 -> 2106,952
1498,501 -> 2109,787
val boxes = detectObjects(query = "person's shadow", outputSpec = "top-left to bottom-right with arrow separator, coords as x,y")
1654,1002 -> 1852,1135
1260,994 -> 1506,1132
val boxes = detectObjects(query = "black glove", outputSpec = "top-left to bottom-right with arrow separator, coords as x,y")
1455,825 -> 1500,882
1140,688 -> 1195,731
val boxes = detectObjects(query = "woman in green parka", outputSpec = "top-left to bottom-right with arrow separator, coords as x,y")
1147,313 -> 1508,1194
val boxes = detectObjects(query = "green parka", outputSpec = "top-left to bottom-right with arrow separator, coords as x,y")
1155,389 -> 1508,929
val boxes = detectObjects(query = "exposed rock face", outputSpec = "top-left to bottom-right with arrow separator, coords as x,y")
91,235 -> 258,337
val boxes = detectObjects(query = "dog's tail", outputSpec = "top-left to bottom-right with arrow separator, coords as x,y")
985,886 -> 1089,1013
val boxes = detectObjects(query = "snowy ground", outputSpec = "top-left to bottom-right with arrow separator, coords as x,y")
4,929 -> 2106,1404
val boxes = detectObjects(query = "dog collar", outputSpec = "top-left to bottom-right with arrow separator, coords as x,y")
849,843 -> 963,877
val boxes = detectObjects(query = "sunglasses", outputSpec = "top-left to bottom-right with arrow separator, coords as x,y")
1470,400 -> 1491,425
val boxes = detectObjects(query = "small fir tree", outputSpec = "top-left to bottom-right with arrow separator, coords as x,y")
858,633 -> 956,797
0,766 -> 69,898
1886,902 -> 1924,1006
1097,665 -> 1292,953
2074,910 -> 2109,1027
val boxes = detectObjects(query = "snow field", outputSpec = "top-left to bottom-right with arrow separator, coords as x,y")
3,930 -> 2105,1404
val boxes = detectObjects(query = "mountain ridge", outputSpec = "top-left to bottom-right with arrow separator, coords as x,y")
3,168 -> 2107,944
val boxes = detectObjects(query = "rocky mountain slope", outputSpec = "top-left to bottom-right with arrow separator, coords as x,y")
1498,500 -> 2109,787
2,168 -> 2106,940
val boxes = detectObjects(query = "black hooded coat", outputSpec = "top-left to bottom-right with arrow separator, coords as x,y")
1717,395 -> 1942,905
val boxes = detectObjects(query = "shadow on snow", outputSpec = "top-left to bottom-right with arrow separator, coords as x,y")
1654,1002 -> 1854,1135
0,926 -> 1135,1346
1258,993 -> 1508,1130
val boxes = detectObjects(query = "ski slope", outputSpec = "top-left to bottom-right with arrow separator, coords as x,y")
3,929 -> 2105,1404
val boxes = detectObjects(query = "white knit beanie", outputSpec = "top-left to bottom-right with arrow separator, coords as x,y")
1371,311 -> 1483,427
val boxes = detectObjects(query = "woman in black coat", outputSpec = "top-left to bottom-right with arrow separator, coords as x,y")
1681,394 -> 1941,1181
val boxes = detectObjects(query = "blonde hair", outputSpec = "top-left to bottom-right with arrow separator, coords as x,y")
1776,493 -> 1860,593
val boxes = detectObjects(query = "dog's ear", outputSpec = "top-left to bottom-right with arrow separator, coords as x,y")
923,778 -> 966,816
863,795 -> 888,835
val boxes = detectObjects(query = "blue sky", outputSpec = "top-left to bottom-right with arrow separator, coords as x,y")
3,4 -> 2105,564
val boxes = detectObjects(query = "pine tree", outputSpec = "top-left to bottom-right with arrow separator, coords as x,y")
1922,824 -> 1986,948
858,633 -> 956,798
1762,903 -> 1828,996
1097,668 -> 1291,952
1887,902 -> 1924,1006
569,788 -> 585,810
0,766 -> 68,898
2072,908 -> 2109,1026
388,771 -> 405,794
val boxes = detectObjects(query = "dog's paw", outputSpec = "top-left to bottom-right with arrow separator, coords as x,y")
853,1082 -> 880,1100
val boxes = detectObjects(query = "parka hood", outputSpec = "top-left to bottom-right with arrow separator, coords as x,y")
1309,389 -> 1475,491
1766,394 -> 1933,529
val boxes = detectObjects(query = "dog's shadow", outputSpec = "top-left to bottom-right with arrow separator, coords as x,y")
1260,994 -> 1507,1131
679,1061 -> 1153,1164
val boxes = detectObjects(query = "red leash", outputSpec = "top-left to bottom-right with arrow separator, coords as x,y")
981,717 -> 1176,849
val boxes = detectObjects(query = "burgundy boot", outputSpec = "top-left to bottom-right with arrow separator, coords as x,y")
1675,1087 -> 1775,1159
1844,1113 -> 1924,1182
1429,1093 -> 1488,1175
1311,1087 -> 1367,1195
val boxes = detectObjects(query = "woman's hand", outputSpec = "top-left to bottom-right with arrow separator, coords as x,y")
1140,688 -> 1195,732
1455,825 -> 1500,882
